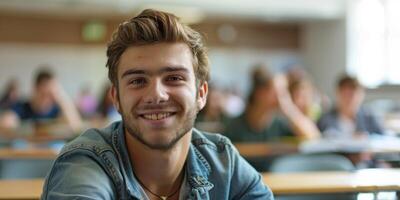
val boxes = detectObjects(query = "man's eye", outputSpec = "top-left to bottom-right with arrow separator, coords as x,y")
166,75 -> 184,82
129,78 -> 146,86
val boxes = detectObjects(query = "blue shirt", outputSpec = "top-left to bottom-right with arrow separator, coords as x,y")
317,107 -> 384,137
41,121 -> 273,200
11,101 -> 59,121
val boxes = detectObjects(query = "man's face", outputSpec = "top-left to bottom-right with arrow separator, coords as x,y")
256,84 -> 277,110
337,86 -> 364,114
34,80 -> 55,112
111,42 -> 207,150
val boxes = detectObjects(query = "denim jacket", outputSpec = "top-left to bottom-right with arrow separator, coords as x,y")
42,121 -> 273,200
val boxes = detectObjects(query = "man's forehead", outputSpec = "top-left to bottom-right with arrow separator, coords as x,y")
117,43 -> 195,77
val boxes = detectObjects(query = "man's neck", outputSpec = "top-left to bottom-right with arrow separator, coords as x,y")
125,131 -> 191,198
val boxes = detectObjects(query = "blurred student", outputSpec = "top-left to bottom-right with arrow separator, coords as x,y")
288,78 -> 321,122
225,65 -> 320,142
0,79 -> 19,110
195,85 -> 229,132
317,75 -> 385,138
10,68 -> 82,131
76,84 -> 98,118
0,110 -> 19,129
97,83 -> 120,123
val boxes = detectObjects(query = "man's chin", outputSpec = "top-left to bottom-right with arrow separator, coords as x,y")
145,142 -> 177,151
139,136 -> 183,151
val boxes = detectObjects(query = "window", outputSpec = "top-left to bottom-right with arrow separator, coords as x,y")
348,0 -> 400,87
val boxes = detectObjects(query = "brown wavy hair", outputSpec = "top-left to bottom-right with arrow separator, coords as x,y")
106,9 -> 209,86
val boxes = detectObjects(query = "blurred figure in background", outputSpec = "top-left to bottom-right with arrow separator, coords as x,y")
224,65 -> 320,142
288,77 -> 321,122
0,79 -> 19,110
286,64 -> 331,114
317,75 -> 385,138
222,86 -> 246,118
97,83 -> 120,123
76,84 -> 98,119
0,110 -> 19,129
0,79 -> 20,129
195,85 -> 229,132
10,68 -> 82,132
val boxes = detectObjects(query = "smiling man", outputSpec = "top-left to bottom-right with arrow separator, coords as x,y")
42,9 -> 273,200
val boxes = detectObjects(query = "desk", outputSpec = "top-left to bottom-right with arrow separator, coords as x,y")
263,168 -> 400,195
0,148 -> 58,159
1,169 -> 399,199
0,127 -> 74,143
0,179 -> 43,200
300,136 -> 400,154
234,142 -> 298,158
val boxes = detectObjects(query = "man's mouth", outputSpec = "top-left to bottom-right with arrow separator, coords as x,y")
140,112 -> 176,120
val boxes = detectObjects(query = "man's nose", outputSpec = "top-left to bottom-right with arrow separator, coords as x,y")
143,79 -> 169,104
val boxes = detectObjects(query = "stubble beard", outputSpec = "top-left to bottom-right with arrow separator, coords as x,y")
121,104 -> 197,151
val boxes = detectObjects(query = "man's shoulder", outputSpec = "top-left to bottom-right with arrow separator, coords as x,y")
60,121 -> 120,156
191,128 -> 234,153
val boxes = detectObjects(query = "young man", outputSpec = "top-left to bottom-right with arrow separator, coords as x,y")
42,9 -> 273,200
317,75 -> 384,138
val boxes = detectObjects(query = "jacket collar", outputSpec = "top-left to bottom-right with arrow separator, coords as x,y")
112,122 -> 214,199
185,129 -> 214,196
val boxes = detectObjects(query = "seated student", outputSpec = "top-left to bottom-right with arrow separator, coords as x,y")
195,85 -> 229,132
10,68 -> 82,131
225,65 -> 320,143
76,84 -> 98,119
288,77 -> 321,122
41,9 -> 273,200
0,79 -> 20,129
0,79 -> 19,110
317,75 -> 385,138
96,83 -> 121,123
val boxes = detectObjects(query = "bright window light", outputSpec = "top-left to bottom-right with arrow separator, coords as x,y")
348,0 -> 400,87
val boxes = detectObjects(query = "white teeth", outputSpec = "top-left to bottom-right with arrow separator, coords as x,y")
143,113 -> 172,120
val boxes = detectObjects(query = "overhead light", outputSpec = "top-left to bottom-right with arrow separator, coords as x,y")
82,20 -> 106,42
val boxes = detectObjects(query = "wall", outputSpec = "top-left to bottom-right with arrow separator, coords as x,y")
0,43 -> 301,100
301,18 -> 400,109
209,48 -> 300,96
0,43 -> 108,99
301,19 -> 347,99
0,13 -> 302,100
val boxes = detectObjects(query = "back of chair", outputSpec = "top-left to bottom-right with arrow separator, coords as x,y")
0,159 -> 54,179
270,153 -> 355,173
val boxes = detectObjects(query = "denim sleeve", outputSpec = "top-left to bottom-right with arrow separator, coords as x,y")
229,145 -> 274,200
42,153 -> 115,200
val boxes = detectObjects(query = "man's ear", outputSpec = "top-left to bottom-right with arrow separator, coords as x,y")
197,81 -> 208,111
110,85 -> 121,113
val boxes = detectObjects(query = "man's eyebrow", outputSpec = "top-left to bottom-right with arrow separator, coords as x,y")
121,69 -> 146,79
160,66 -> 189,74
121,66 -> 189,78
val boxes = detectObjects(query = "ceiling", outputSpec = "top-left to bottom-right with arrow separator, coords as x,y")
0,0 -> 348,22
